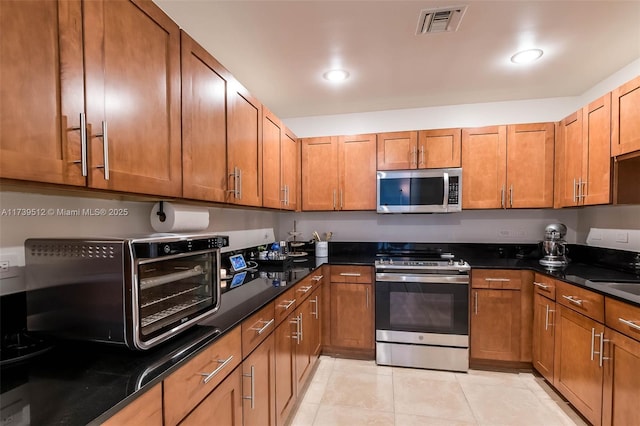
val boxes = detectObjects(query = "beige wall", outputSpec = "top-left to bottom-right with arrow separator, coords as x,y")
576,204 -> 640,242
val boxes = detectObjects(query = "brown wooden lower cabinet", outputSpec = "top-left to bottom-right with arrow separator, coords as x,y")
274,310 -> 297,426
242,334 -> 276,426
554,304 -> 604,426
329,281 -> 374,351
101,383 -> 162,426
180,367 -> 243,426
602,327 -> 640,426
532,292 -> 555,381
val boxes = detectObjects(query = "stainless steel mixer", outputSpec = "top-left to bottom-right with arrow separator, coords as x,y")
539,223 -> 569,269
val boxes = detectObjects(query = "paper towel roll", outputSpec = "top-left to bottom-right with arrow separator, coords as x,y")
150,202 -> 210,233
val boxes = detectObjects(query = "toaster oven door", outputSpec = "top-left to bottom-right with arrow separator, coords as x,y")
133,248 -> 220,349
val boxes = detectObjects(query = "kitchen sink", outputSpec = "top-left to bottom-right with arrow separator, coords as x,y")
605,283 -> 640,296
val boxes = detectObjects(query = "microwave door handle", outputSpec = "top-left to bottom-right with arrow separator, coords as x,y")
443,172 -> 449,210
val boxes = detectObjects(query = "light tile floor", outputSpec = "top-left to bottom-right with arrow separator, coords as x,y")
290,356 -> 588,426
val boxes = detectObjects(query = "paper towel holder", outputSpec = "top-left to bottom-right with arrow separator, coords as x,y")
156,201 -> 167,223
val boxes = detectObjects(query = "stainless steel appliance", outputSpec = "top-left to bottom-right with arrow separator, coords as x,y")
25,234 -> 228,350
375,250 -> 470,372
376,168 -> 462,213
539,223 -> 568,269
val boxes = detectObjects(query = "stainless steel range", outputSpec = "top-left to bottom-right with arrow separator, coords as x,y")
375,251 -> 470,372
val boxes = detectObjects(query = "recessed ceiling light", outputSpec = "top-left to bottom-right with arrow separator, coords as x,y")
510,48 -> 544,64
323,69 -> 350,82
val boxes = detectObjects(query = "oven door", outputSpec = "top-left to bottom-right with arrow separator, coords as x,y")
375,273 -> 468,341
132,248 -> 221,349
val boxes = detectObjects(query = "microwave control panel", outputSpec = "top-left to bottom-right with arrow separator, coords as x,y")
448,177 -> 460,204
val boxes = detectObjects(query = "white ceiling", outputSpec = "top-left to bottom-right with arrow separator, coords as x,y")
154,0 -> 640,119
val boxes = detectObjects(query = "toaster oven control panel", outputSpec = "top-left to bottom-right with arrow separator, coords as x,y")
134,235 -> 229,258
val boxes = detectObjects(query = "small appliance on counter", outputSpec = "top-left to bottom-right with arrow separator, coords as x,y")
540,223 -> 569,269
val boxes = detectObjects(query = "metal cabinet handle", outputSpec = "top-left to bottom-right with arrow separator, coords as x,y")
297,285 -> 313,293
484,278 -> 511,282
281,186 -> 287,204
533,281 -> 550,290
252,318 -> 275,335
243,365 -> 255,409
71,113 -> 88,176
474,291 -> 478,315
229,167 -> 240,198
562,295 -> 583,306
94,121 -> 109,180
619,317 -> 640,331
199,355 -> 234,384
237,167 -> 242,200
312,275 -> 324,281
298,313 -> 303,343
310,296 -> 319,319
598,332 -> 609,367
544,304 -> 550,331
420,145 -> 425,167
580,180 -> 587,200
290,317 -> 300,342
280,299 -> 296,310
339,272 -> 362,277
509,184 -> 513,208
573,178 -> 578,203
590,328 -> 596,361
410,146 -> 417,167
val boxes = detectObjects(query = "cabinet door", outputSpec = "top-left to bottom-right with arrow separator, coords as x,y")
0,0 -> 86,186
309,287 -> 322,358
102,383 -> 162,426
84,0 -> 182,196
553,304 -> 603,426
301,137 -> 338,210
181,32 -> 229,202
470,289 -> 521,361
611,75 -> 640,157
227,81 -> 262,207
559,111 -> 583,206
506,123 -> 554,208
274,314 -> 297,426
376,131 -> 418,170
180,368 -> 243,426
338,134 -> 377,210
295,298 -> 314,390
461,126 -> 507,209
243,334 -> 276,426
532,293 -> 555,382
602,327 -> 640,426
330,282 -> 374,350
583,93 -> 612,205
262,110 -> 282,209
418,128 -> 461,169
281,130 -> 298,211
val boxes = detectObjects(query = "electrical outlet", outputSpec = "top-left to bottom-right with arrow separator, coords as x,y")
0,261 -> 8,272
615,232 -> 629,243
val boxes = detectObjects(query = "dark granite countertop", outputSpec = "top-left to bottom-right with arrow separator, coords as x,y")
1,242 -> 638,425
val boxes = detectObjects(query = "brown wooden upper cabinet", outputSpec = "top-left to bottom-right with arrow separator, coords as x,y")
461,123 -> 554,209
557,93 -> 612,207
227,80 -> 263,207
1,0 -> 182,197
376,129 -> 461,170
301,134 -> 376,210
611,75 -> 640,157
181,31 -> 230,203
262,108 -> 298,210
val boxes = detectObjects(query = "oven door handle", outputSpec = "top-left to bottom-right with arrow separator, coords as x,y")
375,273 -> 469,284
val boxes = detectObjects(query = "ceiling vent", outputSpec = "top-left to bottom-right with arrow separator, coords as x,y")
416,5 -> 467,35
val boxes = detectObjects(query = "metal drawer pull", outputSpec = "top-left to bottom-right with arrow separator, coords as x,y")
562,295 -> 583,306
199,355 -> 234,384
310,296 -> 319,318
243,365 -> 255,409
533,281 -> 550,289
70,112 -> 88,176
619,318 -> 640,331
339,272 -> 362,277
253,318 -> 275,335
297,285 -> 313,293
290,317 -> 300,342
94,121 -> 109,180
280,299 -> 296,310
312,275 -> 324,281
590,328 -> 596,361
484,278 -> 510,282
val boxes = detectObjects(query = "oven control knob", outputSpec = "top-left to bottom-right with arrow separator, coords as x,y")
389,259 -> 393,265
448,259 -> 454,266
458,259 -> 466,266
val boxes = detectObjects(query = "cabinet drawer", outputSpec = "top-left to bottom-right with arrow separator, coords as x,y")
533,273 -> 557,300
242,302 -> 275,358
605,297 -> 640,341
556,281 -> 604,322
330,265 -> 372,283
471,269 -> 523,290
164,327 -> 242,426
295,273 -> 324,302
274,287 -> 297,326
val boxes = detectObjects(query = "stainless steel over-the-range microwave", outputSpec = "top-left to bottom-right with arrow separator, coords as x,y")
25,233 -> 228,350
377,168 -> 462,213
